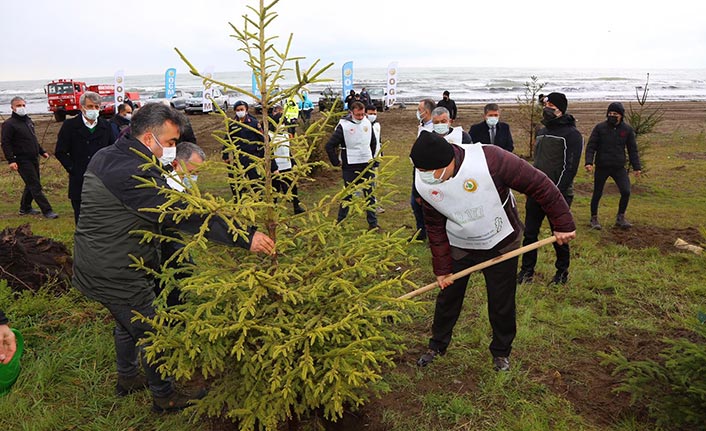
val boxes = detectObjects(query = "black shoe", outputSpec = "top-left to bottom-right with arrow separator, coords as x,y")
293,205 -> 305,214
152,388 -> 207,413
116,374 -> 149,397
493,356 -> 510,372
368,224 -> 382,232
417,349 -> 444,367
19,208 -> 41,216
615,214 -> 632,229
43,211 -> 59,219
589,215 -> 602,230
517,269 -> 534,284
550,270 -> 569,285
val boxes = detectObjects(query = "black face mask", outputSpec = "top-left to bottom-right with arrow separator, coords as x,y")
542,107 -> 558,122
607,116 -> 619,126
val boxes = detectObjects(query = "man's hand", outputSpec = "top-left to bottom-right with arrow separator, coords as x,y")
554,231 -> 576,245
41,152 -> 50,159
633,170 -> 641,178
585,164 -> 593,173
8,162 -> 18,171
249,231 -> 275,255
0,324 -> 17,365
436,274 -> 454,289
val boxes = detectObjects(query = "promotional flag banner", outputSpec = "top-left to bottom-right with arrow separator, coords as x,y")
114,70 -> 125,108
165,68 -> 176,99
385,62 -> 398,109
251,70 -> 261,99
202,66 -> 214,113
342,61 -> 353,108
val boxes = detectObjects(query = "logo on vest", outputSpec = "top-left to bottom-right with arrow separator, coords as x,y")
463,178 -> 478,192
429,189 -> 444,203
494,217 -> 503,232
363,126 -> 369,132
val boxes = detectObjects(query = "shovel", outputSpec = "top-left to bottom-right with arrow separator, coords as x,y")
397,236 -> 558,300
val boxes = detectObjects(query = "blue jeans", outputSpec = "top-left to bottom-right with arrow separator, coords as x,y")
103,301 -> 173,397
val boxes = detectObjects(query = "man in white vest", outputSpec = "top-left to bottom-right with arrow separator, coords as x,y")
325,101 -> 379,230
431,106 -> 472,145
410,131 -> 576,371
410,99 -> 437,240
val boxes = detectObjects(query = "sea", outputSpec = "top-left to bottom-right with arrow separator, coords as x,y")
1,67 -> 704,115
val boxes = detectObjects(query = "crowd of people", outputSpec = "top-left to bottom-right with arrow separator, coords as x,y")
0,88 -> 642,411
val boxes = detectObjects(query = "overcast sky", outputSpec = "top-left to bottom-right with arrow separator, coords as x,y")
2,0 -> 706,81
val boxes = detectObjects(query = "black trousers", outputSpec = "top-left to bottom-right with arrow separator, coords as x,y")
520,195 -> 573,274
337,167 -> 377,226
590,166 -> 631,216
71,199 -> 81,224
273,168 -> 301,208
429,248 -> 518,358
17,159 -> 52,214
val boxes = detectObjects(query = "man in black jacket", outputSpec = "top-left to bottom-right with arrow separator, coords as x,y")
585,102 -> 641,229
469,103 -> 514,152
518,92 -> 583,285
55,91 -> 114,223
436,90 -> 457,120
1,97 -> 58,218
110,103 -> 132,141
73,103 -> 275,413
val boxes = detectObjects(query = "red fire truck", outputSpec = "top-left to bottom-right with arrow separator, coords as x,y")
46,80 -> 140,121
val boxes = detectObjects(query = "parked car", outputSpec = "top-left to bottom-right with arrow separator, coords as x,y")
185,88 -> 228,114
144,90 -> 192,110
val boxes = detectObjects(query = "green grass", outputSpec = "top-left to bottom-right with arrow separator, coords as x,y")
1,112 -> 705,430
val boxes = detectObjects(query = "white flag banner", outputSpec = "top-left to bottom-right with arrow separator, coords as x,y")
385,62 -> 398,109
114,70 -> 125,108
202,65 -> 215,113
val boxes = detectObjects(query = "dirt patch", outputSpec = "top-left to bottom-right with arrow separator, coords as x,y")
675,151 -> 706,160
574,182 -> 649,196
599,225 -> 703,253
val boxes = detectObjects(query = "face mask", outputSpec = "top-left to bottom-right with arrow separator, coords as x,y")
607,116 -> 619,126
542,107 -> 558,122
350,117 -> 361,124
367,114 -> 377,123
14,107 -> 27,116
123,113 -> 132,121
416,110 -> 423,121
433,123 -> 449,135
84,109 -> 100,121
486,117 -> 499,127
235,110 -> 247,119
151,133 -> 176,165
183,174 -> 198,189
418,167 -> 446,185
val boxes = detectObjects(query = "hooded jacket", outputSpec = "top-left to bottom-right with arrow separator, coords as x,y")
533,114 -> 584,198
585,119 -> 641,170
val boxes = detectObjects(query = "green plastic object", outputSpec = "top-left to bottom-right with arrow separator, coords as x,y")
0,328 -> 24,396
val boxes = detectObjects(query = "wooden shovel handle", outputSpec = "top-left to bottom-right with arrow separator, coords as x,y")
397,236 -> 558,300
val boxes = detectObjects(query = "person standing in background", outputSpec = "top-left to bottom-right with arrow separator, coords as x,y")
110,103 -> 133,141
436,90 -> 457,121
410,98 -> 436,240
1,97 -> 58,219
469,103 -> 514,152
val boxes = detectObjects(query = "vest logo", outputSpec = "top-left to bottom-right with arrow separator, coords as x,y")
463,178 -> 478,192
363,126 -> 369,132
429,189 -> 444,202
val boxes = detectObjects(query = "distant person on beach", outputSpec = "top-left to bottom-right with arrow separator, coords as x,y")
325,101 -> 379,230
55,91 -> 113,223
0,309 -> 17,364
431,106 -> 472,145
518,92 -> 583,286
360,87 -> 371,106
72,103 -> 275,413
436,90 -> 457,120
111,103 -> 133,141
585,102 -> 641,230
1,97 -> 58,219
469,103 -> 514,152
410,130 -> 575,371
344,90 -> 356,110
410,98 -> 436,240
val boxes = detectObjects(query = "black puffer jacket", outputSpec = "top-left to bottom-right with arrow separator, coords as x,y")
585,120 -> 641,170
533,114 -> 584,198
1,112 -> 46,163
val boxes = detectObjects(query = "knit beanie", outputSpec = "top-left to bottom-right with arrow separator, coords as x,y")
546,92 -> 568,114
410,130 -> 455,170
607,102 -> 625,116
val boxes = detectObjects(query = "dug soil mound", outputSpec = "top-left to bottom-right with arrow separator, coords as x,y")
0,224 -> 73,292
599,225 -> 704,254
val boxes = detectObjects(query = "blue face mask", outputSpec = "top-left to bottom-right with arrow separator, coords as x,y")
418,167 -> 446,185
433,123 -> 449,135
416,110 -> 423,121
485,117 -> 499,127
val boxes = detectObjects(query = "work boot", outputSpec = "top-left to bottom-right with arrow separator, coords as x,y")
293,204 -> 305,214
417,349 -> 444,367
152,388 -> 207,413
550,270 -> 569,285
116,374 -> 149,397
615,214 -> 632,229
493,356 -> 511,372
517,269 -> 534,284
589,215 -> 602,230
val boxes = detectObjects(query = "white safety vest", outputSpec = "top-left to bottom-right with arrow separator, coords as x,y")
340,117 -> 373,164
271,132 -> 292,171
418,122 -> 433,136
414,144 -> 514,250
372,122 -> 381,158
165,171 -> 185,192
442,127 -> 464,145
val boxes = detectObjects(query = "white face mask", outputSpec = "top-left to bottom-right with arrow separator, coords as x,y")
418,167 -> 446,185
183,174 -> 198,189
235,110 -> 247,119
14,106 -> 27,116
152,133 -> 177,165
84,109 -> 100,121
367,114 -> 377,123
433,123 -> 449,135
486,117 -> 499,127
416,110 -> 423,121
123,113 -> 132,121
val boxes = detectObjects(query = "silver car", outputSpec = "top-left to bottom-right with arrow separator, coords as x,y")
144,90 -> 192,110
185,88 -> 229,114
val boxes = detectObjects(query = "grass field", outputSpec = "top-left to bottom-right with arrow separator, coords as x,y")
0,103 -> 704,430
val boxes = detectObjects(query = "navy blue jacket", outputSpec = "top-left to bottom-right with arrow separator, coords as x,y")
469,121 -> 514,152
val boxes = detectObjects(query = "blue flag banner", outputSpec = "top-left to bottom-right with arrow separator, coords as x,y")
342,61 -> 353,109
252,71 -> 261,99
165,68 -> 176,99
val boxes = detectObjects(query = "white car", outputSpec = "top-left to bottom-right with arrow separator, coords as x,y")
185,88 -> 229,114
144,90 -> 192,110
